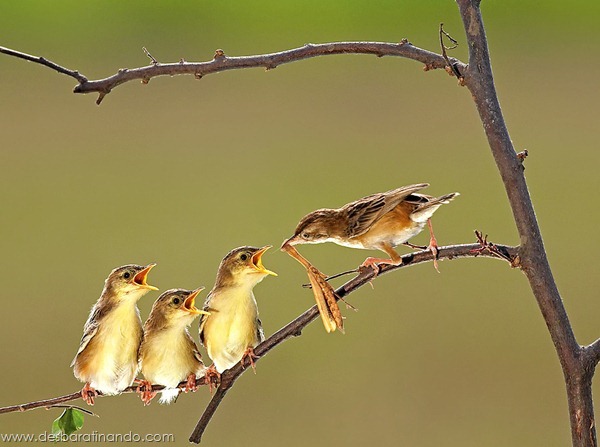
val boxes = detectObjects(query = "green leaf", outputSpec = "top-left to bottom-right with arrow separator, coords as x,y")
51,408 -> 85,436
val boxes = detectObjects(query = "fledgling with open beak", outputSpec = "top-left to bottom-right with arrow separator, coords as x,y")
71,264 -> 158,405
138,287 -> 210,405
281,183 -> 458,333
199,246 -> 277,374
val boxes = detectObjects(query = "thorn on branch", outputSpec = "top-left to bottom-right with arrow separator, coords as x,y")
96,92 -> 106,105
142,47 -> 158,65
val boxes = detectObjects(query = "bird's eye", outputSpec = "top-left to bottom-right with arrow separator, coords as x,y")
173,297 -> 180,305
240,253 -> 249,261
302,232 -> 310,239
123,272 -> 131,279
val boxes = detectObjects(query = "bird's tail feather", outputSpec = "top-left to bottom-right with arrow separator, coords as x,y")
411,192 -> 459,223
158,388 -> 181,405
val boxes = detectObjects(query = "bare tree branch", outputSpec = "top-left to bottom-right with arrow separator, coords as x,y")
0,240 -> 517,431
0,42 -> 466,105
188,240 -> 519,443
455,1 -> 595,446
0,376 -> 210,415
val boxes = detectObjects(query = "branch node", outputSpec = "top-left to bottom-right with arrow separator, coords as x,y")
517,149 -> 528,162
399,38 -> 411,45
142,47 -> 158,65
213,49 -> 226,60
194,72 -> 203,80
141,77 -> 150,85
179,58 -> 186,64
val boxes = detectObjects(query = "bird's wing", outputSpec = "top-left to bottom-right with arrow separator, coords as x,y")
198,293 -> 212,347
257,318 -> 265,344
185,330 -> 204,364
70,310 -> 101,367
345,183 -> 429,238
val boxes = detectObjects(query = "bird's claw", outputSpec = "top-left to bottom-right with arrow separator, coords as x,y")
136,380 -> 156,405
81,383 -> 98,406
184,374 -> 198,393
204,366 -> 221,394
241,347 -> 259,373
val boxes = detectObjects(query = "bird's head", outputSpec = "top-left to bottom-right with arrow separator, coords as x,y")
215,246 -> 277,289
147,287 -> 209,328
104,263 -> 158,302
281,209 -> 337,248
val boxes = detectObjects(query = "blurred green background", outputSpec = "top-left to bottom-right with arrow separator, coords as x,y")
1,1 -> 599,446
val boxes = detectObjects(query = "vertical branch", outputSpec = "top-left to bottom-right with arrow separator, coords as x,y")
455,1 -> 595,446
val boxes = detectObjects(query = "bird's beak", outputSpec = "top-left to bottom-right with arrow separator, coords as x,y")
280,235 -> 297,250
252,245 -> 278,276
133,263 -> 159,291
184,287 -> 210,315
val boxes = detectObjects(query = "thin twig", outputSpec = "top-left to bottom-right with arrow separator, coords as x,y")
0,42 -> 466,105
439,23 -> 463,79
0,46 -> 87,83
46,404 -> 98,417
301,268 -> 359,288
188,240 -> 519,443
142,47 -> 158,65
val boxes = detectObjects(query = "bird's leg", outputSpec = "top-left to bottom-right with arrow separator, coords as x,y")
204,365 -> 221,393
360,244 -> 402,276
81,383 -> 98,406
426,219 -> 440,273
136,379 -> 157,406
241,347 -> 259,373
185,374 -> 198,393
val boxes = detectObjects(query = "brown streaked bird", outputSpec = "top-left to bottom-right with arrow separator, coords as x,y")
199,246 -> 277,374
138,287 -> 210,405
281,184 -> 458,333
71,264 -> 158,405
282,183 -> 459,269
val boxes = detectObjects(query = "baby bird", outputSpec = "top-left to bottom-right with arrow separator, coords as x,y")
138,288 -> 210,405
72,264 -> 158,405
282,183 -> 459,270
199,246 -> 277,374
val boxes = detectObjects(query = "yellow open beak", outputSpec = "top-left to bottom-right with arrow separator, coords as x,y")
252,245 -> 278,276
184,287 -> 210,315
133,263 -> 159,291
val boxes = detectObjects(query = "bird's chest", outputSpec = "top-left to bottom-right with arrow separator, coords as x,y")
84,305 -> 142,392
141,331 -> 198,386
94,307 -> 142,365
204,291 -> 259,366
